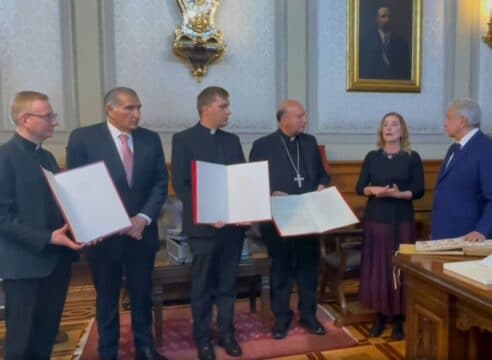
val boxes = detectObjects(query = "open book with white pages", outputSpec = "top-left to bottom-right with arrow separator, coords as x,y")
443,255 -> 492,290
399,237 -> 492,256
42,161 -> 131,244
191,160 -> 272,224
271,186 -> 359,237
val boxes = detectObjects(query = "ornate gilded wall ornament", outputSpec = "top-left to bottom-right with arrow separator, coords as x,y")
173,0 -> 226,81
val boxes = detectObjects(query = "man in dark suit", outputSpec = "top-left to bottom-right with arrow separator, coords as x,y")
359,5 -> 411,80
172,87 -> 245,360
0,91 -> 82,359
431,98 -> 492,242
249,99 -> 330,340
66,87 -> 168,360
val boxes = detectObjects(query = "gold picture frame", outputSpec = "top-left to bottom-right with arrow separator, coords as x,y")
347,0 -> 422,92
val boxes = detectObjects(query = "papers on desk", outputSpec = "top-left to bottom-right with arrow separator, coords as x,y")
42,162 -> 131,243
443,255 -> 492,290
271,187 -> 359,237
191,160 -> 272,224
399,238 -> 492,256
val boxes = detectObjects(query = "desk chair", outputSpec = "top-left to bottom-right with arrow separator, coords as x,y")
318,227 -> 372,325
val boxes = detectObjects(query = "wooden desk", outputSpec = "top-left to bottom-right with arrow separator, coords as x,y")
152,249 -> 272,344
394,254 -> 492,360
0,279 -> 4,321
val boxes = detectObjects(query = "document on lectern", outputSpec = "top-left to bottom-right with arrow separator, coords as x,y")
42,161 -> 131,243
271,186 -> 359,237
191,160 -> 271,224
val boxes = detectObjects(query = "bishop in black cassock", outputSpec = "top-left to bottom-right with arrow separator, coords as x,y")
250,99 -> 330,340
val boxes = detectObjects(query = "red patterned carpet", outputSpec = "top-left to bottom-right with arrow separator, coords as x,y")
77,302 -> 357,359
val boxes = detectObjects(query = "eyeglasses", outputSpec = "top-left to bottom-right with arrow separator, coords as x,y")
24,112 -> 58,123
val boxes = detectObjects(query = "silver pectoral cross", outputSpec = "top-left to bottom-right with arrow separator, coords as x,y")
294,173 -> 304,188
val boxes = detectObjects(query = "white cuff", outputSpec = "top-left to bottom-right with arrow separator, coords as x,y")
137,213 -> 151,225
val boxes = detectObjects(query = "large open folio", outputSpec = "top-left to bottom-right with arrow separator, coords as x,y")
271,186 -> 359,237
191,160 -> 272,224
42,161 -> 131,243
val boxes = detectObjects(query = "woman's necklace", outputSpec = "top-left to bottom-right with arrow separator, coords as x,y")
382,149 -> 400,159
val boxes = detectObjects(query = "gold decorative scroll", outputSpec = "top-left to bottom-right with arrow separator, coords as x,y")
173,0 -> 226,81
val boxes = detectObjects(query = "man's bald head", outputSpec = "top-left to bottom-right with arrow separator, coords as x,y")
277,99 -> 307,137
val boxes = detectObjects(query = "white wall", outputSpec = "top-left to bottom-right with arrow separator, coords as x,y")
308,0 -> 488,160
101,0 -> 284,137
477,2 -> 492,126
0,0 -> 490,162
0,0 -> 77,148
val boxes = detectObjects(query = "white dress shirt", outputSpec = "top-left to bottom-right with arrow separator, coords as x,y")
106,121 -> 151,225
446,127 -> 479,167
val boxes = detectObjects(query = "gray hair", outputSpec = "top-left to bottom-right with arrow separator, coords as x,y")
448,98 -> 481,128
104,87 -> 139,107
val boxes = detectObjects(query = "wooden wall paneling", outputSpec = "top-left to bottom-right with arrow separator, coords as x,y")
167,159 -> 441,238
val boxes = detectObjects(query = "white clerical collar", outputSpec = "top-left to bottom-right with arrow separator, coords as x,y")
279,129 -> 297,142
458,128 -> 479,148
198,122 -> 218,135
15,130 -> 42,150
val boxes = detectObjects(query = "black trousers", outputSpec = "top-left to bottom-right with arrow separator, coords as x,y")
3,259 -> 72,360
188,229 -> 244,347
262,225 -> 320,325
87,240 -> 157,357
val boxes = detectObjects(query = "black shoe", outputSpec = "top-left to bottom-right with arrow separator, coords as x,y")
135,347 -> 167,360
392,320 -> 404,340
298,318 -> 327,335
197,343 -> 216,360
271,320 -> 291,340
218,336 -> 242,357
369,313 -> 386,338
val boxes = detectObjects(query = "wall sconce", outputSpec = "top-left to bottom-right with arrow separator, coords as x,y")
483,6 -> 492,48
173,0 -> 226,82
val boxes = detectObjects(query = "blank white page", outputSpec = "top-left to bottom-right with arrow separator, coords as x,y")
42,162 -> 131,243
227,161 -> 272,223
193,161 -> 228,223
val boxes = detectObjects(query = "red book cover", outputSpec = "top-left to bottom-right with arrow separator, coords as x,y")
191,160 -> 198,224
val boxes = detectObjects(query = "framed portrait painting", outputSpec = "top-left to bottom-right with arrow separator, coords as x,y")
347,0 -> 422,92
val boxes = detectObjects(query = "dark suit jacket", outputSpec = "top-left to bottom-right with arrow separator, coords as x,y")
171,123 -> 245,238
0,134 -> 75,280
431,130 -> 492,239
66,123 -> 168,256
359,30 -> 410,80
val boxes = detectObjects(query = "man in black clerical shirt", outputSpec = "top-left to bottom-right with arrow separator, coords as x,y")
250,99 -> 330,340
0,91 -> 82,359
172,87 -> 246,360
